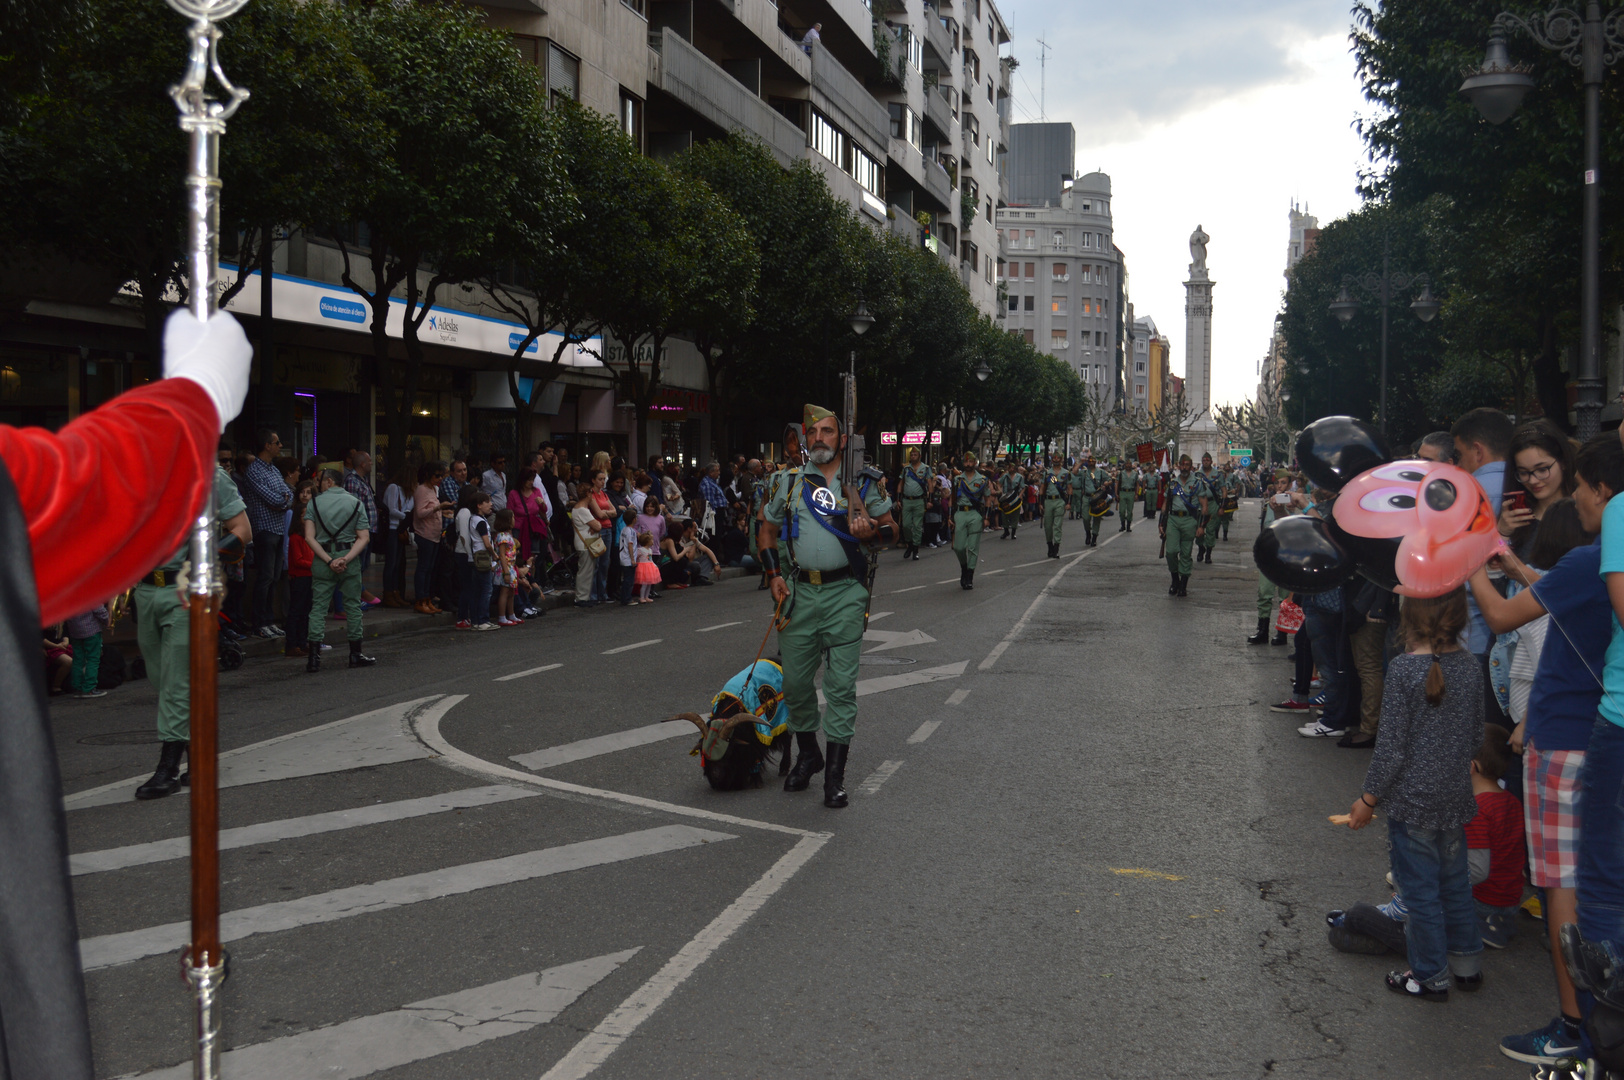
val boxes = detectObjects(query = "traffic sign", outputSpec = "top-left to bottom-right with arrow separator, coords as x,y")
1240,456 -> 1252,468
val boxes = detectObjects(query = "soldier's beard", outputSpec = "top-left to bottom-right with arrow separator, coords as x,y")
809,446 -> 836,465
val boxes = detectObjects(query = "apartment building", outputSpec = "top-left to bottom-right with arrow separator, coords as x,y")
995,130 -> 1123,398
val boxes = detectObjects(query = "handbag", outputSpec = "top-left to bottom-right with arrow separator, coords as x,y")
573,515 -> 607,560
473,549 -> 493,573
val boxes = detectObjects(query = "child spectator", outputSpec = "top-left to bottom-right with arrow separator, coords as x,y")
454,489 -> 497,630
1467,725 -> 1526,949
492,509 -> 520,627
64,601 -> 110,699
617,507 -> 639,606
1347,586 -> 1484,1002
634,530 -> 660,603
283,480 -> 315,658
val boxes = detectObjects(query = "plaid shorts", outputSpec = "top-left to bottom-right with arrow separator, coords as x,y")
1525,744 -> 1584,889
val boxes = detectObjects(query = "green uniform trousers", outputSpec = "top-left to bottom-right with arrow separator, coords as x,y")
779,577 -> 866,744
134,582 -> 192,743
1257,573 -> 1284,619
1002,508 -> 1021,534
309,560 -> 365,643
1083,509 -> 1100,542
1164,513 -> 1197,576
952,509 -> 983,569
900,497 -> 925,546
70,633 -> 103,694
1043,498 -> 1065,545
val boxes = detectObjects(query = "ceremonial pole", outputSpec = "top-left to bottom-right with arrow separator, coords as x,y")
167,3 -> 249,1076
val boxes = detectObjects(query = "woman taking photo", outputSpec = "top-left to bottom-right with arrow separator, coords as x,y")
1499,419 -> 1578,559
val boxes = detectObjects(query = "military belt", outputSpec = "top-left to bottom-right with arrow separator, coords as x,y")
794,566 -> 854,585
1169,510 -> 1190,518
139,570 -> 172,587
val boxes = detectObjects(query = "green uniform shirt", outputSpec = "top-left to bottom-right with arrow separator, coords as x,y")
954,470 -> 992,510
900,463 -> 931,498
1042,468 -> 1070,499
1166,472 -> 1209,514
305,486 -> 367,549
764,463 -> 893,573
152,466 -> 247,575
999,471 -> 1024,505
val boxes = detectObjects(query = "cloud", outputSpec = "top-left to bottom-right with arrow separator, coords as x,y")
996,0 -> 1353,141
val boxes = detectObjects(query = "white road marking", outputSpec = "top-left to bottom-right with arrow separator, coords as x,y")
862,627 -> 936,652
978,531 -> 1122,671
510,723 -> 693,771
1013,558 -> 1053,568
70,785 -> 538,876
857,760 -> 904,794
695,621 -> 743,633
79,825 -> 731,972
540,834 -> 828,1080
906,721 -> 940,744
946,689 -> 970,706
817,661 -> 969,705
495,663 -> 562,682
602,639 -> 661,655
890,585 -> 927,593
866,611 -> 893,623
936,577 -> 962,584
412,696 -> 826,840
65,696 -> 451,812
131,949 -> 641,1080
981,568 -> 1007,575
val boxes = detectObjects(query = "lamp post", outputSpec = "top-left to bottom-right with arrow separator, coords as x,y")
1461,3 -> 1624,438
1328,230 -> 1438,437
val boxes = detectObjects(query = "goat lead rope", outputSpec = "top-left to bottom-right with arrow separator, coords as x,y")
738,597 -> 785,701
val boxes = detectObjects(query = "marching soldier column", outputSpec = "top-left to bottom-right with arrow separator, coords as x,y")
1159,453 -> 1209,597
898,446 -> 931,560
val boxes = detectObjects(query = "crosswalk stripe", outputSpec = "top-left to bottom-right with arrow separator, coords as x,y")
70,785 -> 539,877
510,724 -> 693,771
79,825 -> 734,972
130,949 -> 642,1080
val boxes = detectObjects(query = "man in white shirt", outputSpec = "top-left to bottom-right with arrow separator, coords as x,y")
481,453 -> 509,512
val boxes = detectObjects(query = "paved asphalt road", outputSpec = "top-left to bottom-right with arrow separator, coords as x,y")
55,504 -> 1555,1079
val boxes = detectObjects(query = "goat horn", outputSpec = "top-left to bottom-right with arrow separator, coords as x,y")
665,712 -> 709,735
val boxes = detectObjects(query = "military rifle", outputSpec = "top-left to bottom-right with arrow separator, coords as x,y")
840,360 -> 885,628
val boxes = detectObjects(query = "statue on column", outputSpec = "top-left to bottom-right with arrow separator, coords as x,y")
1189,225 -> 1209,272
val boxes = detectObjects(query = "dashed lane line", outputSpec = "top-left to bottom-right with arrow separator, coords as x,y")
890,585 -> 928,593
857,760 -> 904,795
906,721 -> 941,744
946,689 -> 970,706
495,663 -> 562,682
695,621 -> 743,633
602,639 -> 662,655
981,568 -> 1007,576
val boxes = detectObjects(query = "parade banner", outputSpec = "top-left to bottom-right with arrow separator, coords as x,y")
1135,441 -> 1154,464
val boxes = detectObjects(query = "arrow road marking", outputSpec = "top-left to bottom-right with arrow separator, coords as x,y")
79,825 -> 733,972
130,950 -> 642,1080
862,627 -> 937,653
70,785 -> 539,876
511,723 -> 694,771
817,660 -> 969,706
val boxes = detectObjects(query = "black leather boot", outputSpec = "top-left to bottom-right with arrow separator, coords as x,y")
1177,574 -> 1189,597
823,741 -> 850,808
1169,570 -> 1179,595
911,545 -> 920,561
1272,630 -> 1288,646
307,645 -> 321,673
135,740 -> 188,800
963,568 -> 975,590
348,641 -> 377,668
783,731 -> 824,792
1247,617 -> 1269,645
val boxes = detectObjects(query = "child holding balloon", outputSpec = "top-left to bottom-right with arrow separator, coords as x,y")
1347,586 -> 1486,1002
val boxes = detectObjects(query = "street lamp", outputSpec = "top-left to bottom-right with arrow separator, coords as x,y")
1461,4 -> 1624,438
1326,230 -> 1436,436
849,299 -> 875,337
974,359 -> 992,382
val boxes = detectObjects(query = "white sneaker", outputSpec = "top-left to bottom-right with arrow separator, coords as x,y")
473,622 -> 500,631
1298,720 -> 1347,738
268,624 -> 286,637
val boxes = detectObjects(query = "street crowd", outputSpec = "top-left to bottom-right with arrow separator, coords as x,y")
1249,407 -> 1624,1075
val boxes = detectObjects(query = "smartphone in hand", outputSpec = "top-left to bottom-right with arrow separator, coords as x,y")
1505,491 -> 1527,513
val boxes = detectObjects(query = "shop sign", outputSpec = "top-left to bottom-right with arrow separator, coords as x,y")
880,431 -> 898,445
652,387 -> 709,415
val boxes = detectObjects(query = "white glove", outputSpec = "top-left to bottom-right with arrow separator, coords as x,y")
163,308 -> 252,433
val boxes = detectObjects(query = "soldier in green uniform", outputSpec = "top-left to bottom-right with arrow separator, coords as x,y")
1216,462 -> 1240,541
1193,452 -> 1221,563
1159,453 -> 1209,597
133,464 -> 251,800
304,467 -> 376,672
1115,462 -> 1138,533
1040,452 -> 1070,557
898,446 -> 931,560
1079,455 -> 1110,547
1068,459 -> 1086,520
998,458 -> 1024,540
1142,465 -> 1160,520
758,404 -> 898,809
950,451 -> 994,588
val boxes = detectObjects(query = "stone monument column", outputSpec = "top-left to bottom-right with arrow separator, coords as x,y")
1183,225 -> 1216,457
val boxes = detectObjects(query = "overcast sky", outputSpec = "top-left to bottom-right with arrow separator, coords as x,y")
994,0 -> 1372,408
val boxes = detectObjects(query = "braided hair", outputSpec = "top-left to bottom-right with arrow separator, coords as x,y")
1399,588 -> 1469,706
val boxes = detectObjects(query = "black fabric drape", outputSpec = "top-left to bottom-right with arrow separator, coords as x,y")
0,459 -> 94,1080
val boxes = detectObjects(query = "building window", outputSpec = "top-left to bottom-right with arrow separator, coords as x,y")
547,42 -> 579,104
986,135 -> 995,164
965,112 -> 980,145
1051,230 -> 1065,248
1023,229 -> 1035,249
1008,295 -> 1019,311
1051,329 -> 1068,350
852,145 -> 881,196
1136,361 -> 1145,373
986,257 -> 993,283
1052,262 -> 1067,280
622,0 -> 648,14
1007,228 -> 1020,244
511,34 -> 542,65
1023,295 -> 1034,311
1081,232 -> 1093,250
811,109 -> 846,167
1051,295 -> 1067,315
1022,329 -> 1034,345
618,90 -> 643,149
985,196 -> 993,221
1024,262 -> 1035,280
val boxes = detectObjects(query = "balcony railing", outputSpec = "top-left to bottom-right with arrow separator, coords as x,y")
649,27 -> 806,166
809,41 -> 889,155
